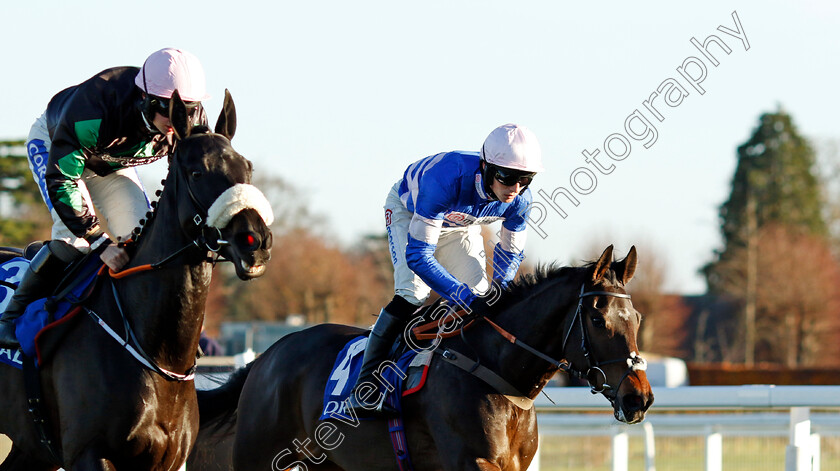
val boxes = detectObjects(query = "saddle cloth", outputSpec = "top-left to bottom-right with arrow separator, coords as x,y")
0,257 -> 28,369
320,336 -> 432,421
0,255 -> 101,368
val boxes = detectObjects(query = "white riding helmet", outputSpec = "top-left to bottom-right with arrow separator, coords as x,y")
481,124 -> 544,172
135,48 -> 211,102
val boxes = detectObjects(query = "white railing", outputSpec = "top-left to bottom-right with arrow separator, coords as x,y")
529,386 -> 840,471
193,362 -> 840,471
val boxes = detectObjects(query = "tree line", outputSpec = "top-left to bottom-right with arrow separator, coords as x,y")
2,106 -> 839,367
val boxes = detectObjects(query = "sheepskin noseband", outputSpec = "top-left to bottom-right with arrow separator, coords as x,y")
206,184 -> 274,229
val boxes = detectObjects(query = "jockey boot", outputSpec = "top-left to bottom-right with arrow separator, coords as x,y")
345,308 -> 408,418
0,243 -> 74,349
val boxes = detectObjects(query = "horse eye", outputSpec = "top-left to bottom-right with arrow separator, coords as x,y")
191,171 -> 202,179
594,297 -> 608,309
591,316 -> 607,328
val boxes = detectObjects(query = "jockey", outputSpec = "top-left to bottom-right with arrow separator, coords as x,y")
0,48 -> 210,349
346,123 -> 543,416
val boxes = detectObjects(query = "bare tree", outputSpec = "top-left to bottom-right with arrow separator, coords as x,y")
714,224 -> 840,366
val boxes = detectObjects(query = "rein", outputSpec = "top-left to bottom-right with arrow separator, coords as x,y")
88,144 -> 231,382
83,278 -> 196,382
415,284 -> 647,401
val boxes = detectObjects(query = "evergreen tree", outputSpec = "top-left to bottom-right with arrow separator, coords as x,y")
706,109 -> 826,293
704,109 -> 834,365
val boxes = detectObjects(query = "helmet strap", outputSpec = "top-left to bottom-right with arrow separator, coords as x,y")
139,58 -> 160,130
139,104 -> 158,134
480,160 -> 499,201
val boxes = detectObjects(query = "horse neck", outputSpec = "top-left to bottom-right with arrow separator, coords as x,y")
474,271 -> 582,398
116,193 -> 210,369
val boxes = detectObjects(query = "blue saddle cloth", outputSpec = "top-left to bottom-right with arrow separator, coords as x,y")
320,336 -> 419,421
0,255 -> 102,367
0,257 -> 29,369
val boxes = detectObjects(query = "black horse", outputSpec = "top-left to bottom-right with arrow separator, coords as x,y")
196,245 -> 653,471
0,90 -> 272,470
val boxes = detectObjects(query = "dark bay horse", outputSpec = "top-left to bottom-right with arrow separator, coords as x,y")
0,90 -> 273,470
196,245 -> 653,471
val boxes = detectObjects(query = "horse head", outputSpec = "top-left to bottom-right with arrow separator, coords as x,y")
165,89 -> 273,280
561,245 -> 653,424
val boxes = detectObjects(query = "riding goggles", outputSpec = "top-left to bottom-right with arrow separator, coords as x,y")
491,165 -> 536,187
149,95 -> 200,117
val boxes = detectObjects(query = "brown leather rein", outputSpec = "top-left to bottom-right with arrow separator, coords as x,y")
410,285 -> 648,397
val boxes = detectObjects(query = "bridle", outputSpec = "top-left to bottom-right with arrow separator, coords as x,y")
87,136 -> 241,382
113,136 -> 233,276
168,137 -> 232,254
559,285 -> 647,396
478,284 -> 647,399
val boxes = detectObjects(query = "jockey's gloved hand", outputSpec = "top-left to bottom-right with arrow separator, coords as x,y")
465,280 -> 504,316
468,295 -> 492,316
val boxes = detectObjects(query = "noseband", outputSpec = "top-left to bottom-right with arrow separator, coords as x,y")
169,145 -> 230,253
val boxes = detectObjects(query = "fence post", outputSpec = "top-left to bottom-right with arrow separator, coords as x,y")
705,427 -> 722,471
785,407 -> 812,471
810,433 -> 820,471
612,428 -> 628,471
643,421 -> 656,471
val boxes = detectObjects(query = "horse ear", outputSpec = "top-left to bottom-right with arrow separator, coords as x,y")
169,89 -> 190,140
592,245 -> 614,283
613,245 -> 638,285
214,89 -> 237,140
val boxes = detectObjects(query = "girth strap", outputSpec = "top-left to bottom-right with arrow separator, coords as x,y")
433,347 -> 534,410
22,354 -> 62,465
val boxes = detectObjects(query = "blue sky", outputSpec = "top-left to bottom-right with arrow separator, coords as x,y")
2,1 -> 838,294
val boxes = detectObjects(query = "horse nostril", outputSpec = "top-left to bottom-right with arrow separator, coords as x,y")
623,394 -> 644,412
235,233 -> 260,251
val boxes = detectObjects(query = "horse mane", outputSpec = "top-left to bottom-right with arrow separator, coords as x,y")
492,263 -> 577,312
494,259 -> 621,311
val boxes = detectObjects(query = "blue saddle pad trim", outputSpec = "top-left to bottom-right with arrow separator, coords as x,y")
14,257 -> 102,364
320,336 -> 418,421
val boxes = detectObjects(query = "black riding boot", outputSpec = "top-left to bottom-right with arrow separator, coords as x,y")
345,309 -> 408,418
0,244 -> 72,349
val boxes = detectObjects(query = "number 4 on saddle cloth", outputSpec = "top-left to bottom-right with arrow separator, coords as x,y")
320,336 -> 433,422
0,252 -> 103,368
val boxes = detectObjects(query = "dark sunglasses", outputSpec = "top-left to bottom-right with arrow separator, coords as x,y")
149,95 -> 200,116
493,166 -> 536,187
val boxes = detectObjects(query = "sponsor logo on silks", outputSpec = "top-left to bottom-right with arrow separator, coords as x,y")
442,212 -> 504,227
27,139 -> 52,210
444,211 -> 474,225
385,209 -> 393,226
386,225 -> 398,265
